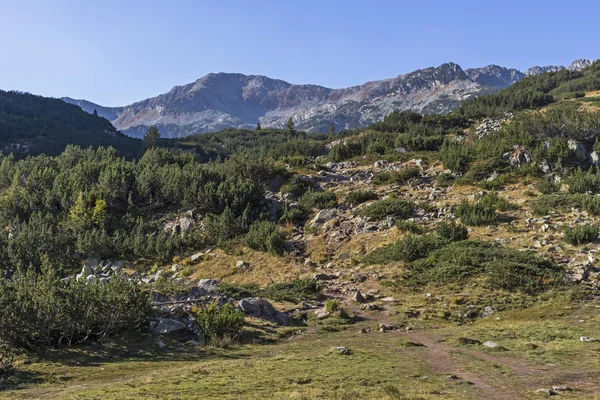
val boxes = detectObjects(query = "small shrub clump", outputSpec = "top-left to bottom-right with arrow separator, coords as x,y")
218,279 -> 320,303
537,178 -> 561,194
396,220 -> 424,234
436,221 -> 469,241
364,235 -> 446,264
325,299 -> 340,313
0,265 -> 152,349
455,192 -> 511,226
298,189 -> 337,210
567,168 -> 600,194
346,190 -> 378,206
455,200 -> 497,226
195,301 -> 245,347
373,167 -> 420,186
564,224 -> 599,245
244,220 -> 286,255
356,198 -> 415,221
405,241 -> 564,294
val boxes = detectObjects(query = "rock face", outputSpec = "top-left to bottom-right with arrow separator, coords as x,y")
525,58 -> 597,76
239,297 -> 291,325
63,59 -> 599,138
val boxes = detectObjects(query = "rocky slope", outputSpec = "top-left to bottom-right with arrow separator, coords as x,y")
525,58 -> 596,76
63,58 -> 596,138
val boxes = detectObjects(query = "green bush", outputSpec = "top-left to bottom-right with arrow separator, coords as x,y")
582,195 -> 600,215
195,301 -> 245,347
218,279 -> 320,303
298,189 -> 337,209
455,200 -> 497,226
280,175 -> 311,199
0,264 -> 152,349
356,198 -> 414,221
347,190 -> 378,206
405,241 -> 564,294
564,224 -> 599,245
436,221 -> 469,241
364,235 -> 446,264
261,279 -> 321,303
396,220 -> 424,234
373,167 -> 420,185
279,205 -> 308,223
0,344 -> 13,377
567,168 -> 600,194
436,172 -> 455,187
325,299 -> 340,313
244,220 -> 286,255
439,139 -> 473,173
537,178 -> 561,194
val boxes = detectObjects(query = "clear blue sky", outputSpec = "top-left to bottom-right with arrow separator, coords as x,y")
1,0 -> 598,106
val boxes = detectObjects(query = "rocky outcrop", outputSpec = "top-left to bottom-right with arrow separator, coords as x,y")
238,297 -> 291,325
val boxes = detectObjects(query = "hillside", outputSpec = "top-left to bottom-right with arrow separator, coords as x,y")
2,63 -> 600,399
61,59 -> 593,139
0,90 -> 142,157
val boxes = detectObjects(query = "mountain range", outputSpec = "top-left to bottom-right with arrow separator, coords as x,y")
62,59 -> 596,138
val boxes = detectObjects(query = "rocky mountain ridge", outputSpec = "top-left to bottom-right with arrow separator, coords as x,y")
62,58 -> 596,138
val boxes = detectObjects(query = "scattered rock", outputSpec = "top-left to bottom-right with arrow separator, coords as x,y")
536,388 -> 556,396
190,252 -> 203,263
333,346 -> 351,355
236,260 -> 250,270
457,337 -> 482,346
351,290 -> 365,303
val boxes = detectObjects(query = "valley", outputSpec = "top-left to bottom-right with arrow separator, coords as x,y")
1,61 -> 600,400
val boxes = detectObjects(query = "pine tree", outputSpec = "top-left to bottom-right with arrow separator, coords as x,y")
256,121 -> 262,131
69,192 -> 91,231
92,199 -> 108,227
143,126 -> 161,148
93,109 -> 98,117
286,117 -> 295,133
328,123 -> 335,137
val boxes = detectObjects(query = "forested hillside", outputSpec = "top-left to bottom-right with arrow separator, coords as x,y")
0,90 -> 142,158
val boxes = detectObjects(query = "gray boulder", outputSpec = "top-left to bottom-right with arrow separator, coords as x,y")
568,140 -> 587,160
239,297 -> 290,325
590,151 -> 600,166
351,290 -> 365,303
153,318 -> 188,335
309,209 -> 336,228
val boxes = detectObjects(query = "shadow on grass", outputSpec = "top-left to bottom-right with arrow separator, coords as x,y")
0,370 -> 46,392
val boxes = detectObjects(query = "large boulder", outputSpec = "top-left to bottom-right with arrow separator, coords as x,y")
153,318 -> 188,335
309,209 -> 336,228
568,140 -> 587,160
239,297 -> 290,325
590,151 -> 600,167
196,279 -> 222,295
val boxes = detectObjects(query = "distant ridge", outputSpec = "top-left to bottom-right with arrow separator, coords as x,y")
62,58 -> 597,138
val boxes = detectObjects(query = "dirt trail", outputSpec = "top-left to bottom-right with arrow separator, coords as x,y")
404,330 -> 539,400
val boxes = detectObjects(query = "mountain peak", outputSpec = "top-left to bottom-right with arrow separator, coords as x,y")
62,58 -> 596,138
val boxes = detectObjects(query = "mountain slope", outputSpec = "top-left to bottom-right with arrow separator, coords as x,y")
0,90 -> 142,157
63,58 -> 597,138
